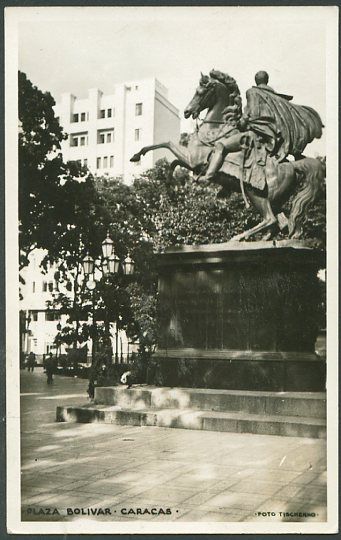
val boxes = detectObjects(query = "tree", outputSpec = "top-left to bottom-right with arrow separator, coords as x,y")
19,72 -> 108,267
90,177 -> 158,351
19,72 -> 112,349
42,169 -> 111,349
48,175 -> 154,357
132,158 -> 256,249
19,71 -> 66,269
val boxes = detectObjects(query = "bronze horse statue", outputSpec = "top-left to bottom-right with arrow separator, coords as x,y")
131,71 -> 324,241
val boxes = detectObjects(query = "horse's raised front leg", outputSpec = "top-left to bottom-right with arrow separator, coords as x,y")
130,141 -> 190,166
168,159 -> 194,180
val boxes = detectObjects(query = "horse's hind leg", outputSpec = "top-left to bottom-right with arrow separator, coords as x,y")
231,187 -> 277,241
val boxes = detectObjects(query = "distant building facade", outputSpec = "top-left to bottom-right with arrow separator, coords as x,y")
54,78 -> 180,181
20,251 -> 65,360
20,251 -> 136,363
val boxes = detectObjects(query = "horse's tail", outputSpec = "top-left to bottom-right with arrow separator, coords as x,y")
288,157 -> 325,238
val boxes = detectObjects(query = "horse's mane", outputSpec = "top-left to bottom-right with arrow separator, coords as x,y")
209,69 -> 242,122
209,69 -> 240,95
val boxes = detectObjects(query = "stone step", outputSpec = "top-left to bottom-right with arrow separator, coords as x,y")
56,404 -> 326,439
94,386 -> 326,419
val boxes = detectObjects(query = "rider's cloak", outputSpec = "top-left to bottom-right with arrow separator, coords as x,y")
245,86 -> 324,162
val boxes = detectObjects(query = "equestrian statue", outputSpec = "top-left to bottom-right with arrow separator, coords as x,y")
130,70 -> 324,241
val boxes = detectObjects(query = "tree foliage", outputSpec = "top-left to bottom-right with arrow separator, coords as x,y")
19,71 -> 66,268
132,159 -> 258,250
19,71 -> 107,269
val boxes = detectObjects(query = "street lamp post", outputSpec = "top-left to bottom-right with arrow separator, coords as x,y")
82,253 -> 97,364
82,232 -> 134,365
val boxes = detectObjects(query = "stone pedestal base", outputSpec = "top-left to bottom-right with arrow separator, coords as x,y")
148,241 -> 326,392
147,353 -> 325,392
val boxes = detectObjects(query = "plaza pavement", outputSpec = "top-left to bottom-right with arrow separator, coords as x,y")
20,369 -> 327,523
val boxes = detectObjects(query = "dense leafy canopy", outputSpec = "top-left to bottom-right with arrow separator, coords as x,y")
19,71 -> 65,268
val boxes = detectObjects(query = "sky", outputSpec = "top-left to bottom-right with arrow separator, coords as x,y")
17,6 -> 335,156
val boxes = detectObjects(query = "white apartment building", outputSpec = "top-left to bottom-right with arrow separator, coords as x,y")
54,78 -> 180,181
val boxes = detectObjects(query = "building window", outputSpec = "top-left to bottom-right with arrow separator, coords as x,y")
81,112 -> 86,122
72,113 -> 79,123
103,156 -> 108,168
83,159 -> 88,167
135,128 -> 141,141
45,311 -> 59,322
135,103 -> 143,116
48,282 -> 54,292
71,133 -> 88,147
32,282 -> 35,293
98,108 -> 114,119
110,155 -> 114,168
97,157 -> 101,169
42,281 -> 48,292
98,130 -> 114,144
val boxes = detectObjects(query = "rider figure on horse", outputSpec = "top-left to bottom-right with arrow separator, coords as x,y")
202,70 -> 300,191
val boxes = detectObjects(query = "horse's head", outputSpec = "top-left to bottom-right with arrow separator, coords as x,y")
184,73 -> 219,119
184,70 -> 236,120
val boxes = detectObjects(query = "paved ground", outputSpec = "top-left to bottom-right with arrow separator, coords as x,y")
20,369 -> 327,523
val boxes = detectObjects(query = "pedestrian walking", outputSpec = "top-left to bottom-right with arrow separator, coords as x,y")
27,352 -> 36,372
87,378 -> 96,400
45,352 -> 54,384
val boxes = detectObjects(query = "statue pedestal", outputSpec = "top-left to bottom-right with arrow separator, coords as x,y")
148,241 -> 326,392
